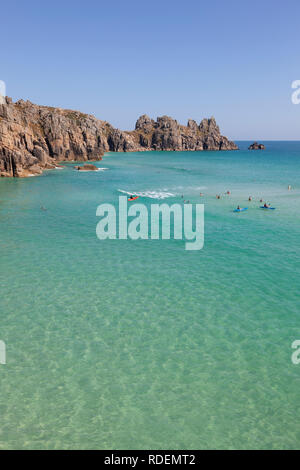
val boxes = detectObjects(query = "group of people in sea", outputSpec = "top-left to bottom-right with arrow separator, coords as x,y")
178,183 -> 293,212
180,184 -> 293,212
180,192 -> 273,208
214,192 -> 271,208
216,193 -> 270,203
221,185 -> 291,211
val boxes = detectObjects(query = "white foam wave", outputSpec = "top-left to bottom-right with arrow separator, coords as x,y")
118,189 -> 175,200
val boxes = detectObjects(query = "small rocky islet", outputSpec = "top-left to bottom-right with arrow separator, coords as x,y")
248,142 -> 265,150
0,97 -> 238,177
74,164 -> 99,172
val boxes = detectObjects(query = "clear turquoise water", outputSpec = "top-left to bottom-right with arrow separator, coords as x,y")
0,142 -> 299,449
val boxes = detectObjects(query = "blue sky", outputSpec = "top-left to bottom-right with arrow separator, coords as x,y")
1,0 -> 300,139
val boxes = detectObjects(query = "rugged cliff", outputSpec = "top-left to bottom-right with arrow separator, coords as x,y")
0,98 -> 237,177
0,97 -> 113,177
130,114 -> 238,152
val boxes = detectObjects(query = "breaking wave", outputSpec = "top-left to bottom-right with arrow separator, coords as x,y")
118,189 -> 175,200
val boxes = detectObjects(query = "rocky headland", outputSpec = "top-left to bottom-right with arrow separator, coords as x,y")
0,97 -> 238,177
131,115 -> 237,152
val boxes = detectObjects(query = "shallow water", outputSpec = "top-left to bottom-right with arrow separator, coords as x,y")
0,142 -> 299,449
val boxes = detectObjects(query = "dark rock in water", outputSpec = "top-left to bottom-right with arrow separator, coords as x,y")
76,164 -> 98,171
0,97 -> 238,177
249,142 -> 265,150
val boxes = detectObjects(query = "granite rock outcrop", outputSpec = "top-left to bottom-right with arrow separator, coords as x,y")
0,97 -> 110,177
128,114 -> 237,152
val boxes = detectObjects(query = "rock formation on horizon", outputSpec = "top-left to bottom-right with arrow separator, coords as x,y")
248,142 -> 265,150
0,98 -> 238,177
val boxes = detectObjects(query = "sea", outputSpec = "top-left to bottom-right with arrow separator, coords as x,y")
0,141 -> 299,449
